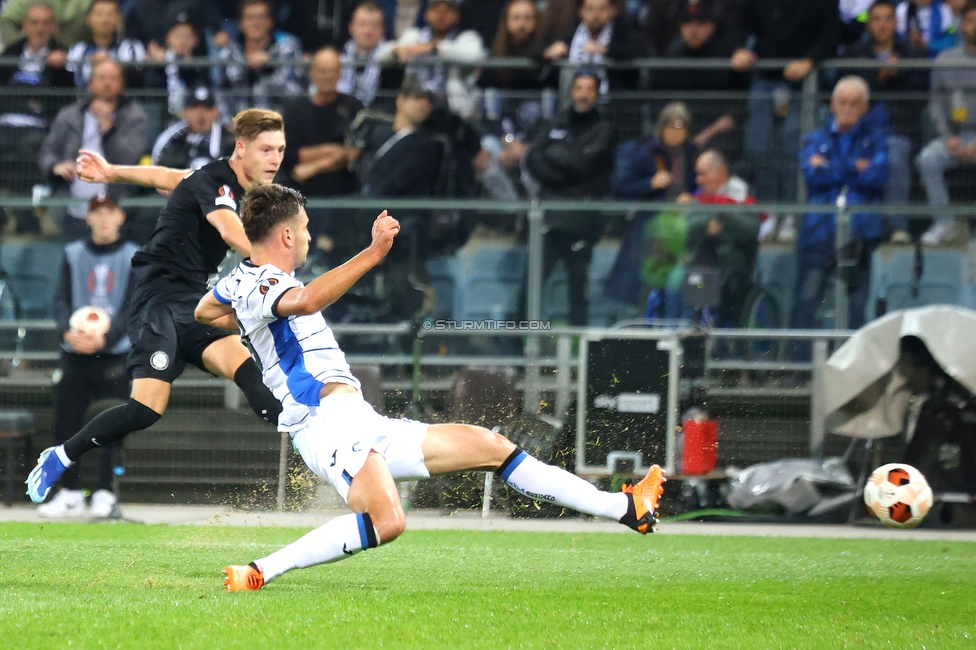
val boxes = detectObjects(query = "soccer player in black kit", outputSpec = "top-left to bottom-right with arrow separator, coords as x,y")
28,108 -> 286,503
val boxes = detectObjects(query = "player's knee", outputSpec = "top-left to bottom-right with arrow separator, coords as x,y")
372,506 -> 406,543
483,428 -> 517,467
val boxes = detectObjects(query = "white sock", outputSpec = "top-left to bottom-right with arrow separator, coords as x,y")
499,451 -> 628,520
54,446 -> 73,468
255,512 -> 379,583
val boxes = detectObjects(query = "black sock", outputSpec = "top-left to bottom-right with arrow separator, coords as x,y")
618,493 -> 640,531
234,358 -> 282,426
62,399 -> 161,462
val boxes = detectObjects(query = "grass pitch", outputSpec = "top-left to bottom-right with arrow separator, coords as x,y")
1,522 -> 974,649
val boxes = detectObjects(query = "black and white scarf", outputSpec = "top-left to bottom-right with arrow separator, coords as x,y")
567,21 -> 612,94
404,27 -> 446,93
337,39 -> 382,107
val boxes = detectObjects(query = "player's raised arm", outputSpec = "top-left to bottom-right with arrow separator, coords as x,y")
275,211 -> 399,317
76,150 -> 190,192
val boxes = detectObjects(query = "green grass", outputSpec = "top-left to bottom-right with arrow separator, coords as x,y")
1,523 -> 975,649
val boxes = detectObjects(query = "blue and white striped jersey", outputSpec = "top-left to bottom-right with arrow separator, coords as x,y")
213,260 -> 361,432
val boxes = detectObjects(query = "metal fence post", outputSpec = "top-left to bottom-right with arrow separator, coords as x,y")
798,72 -> 819,204
810,338 -> 829,457
276,431 -> 289,511
834,188 -> 851,330
524,200 -> 544,413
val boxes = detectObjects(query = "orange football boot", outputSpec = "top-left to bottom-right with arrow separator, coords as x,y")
224,564 -> 264,591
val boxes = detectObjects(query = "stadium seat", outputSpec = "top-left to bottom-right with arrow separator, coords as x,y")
866,246 -> 972,320
0,242 -> 64,318
539,241 -> 620,326
588,242 -> 621,326
425,254 -> 457,320
453,242 -> 525,321
753,244 -> 798,322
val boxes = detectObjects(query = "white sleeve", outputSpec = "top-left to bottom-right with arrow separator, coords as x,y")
257,272 -> 302,321
212,273 -> 236,305
437,31 -> 485,64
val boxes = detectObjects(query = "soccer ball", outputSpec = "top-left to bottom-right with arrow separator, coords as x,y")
69,306 -> 110,336
863,463 -> 934,529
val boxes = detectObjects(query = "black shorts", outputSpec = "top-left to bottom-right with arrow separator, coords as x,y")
126,271 -> 234,383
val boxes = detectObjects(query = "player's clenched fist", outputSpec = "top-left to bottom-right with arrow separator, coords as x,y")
369,210 -> 400,257
75,149 -> 111,183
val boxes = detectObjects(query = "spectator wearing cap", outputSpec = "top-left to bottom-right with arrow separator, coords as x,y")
349,77 -> 443,199
39,58 -> 149,241
150,87 -> 234,171
66,0 -> 146,88
40,192 -> 139,520
0,2 -> 74,202
337,1 -> 390,107
282,47 -> 363,267
146,15 -> 214,117
215,0 -> 304,114
651,0 -> 746,159
346,77 -> 445,319
377,0 -> 486,118
540,0 -> 642,94
731,0 -> 840,211
654,0 -> 740,92
523,71 -> 616,326
1,0 -> 92,48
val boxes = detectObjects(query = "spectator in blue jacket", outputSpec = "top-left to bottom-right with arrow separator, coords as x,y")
791,75 -> 890,343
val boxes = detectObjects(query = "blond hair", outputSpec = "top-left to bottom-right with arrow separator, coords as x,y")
232,108 -> 284,142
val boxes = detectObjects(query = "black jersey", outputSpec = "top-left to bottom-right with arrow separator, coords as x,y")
131,158 -> 243,291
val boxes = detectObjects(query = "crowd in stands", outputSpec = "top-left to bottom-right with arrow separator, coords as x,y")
3,0 -> 976,330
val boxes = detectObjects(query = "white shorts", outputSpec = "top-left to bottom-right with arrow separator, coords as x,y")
291,392 -> 430,503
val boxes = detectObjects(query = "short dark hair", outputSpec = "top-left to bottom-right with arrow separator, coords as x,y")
352,0 -> 383,18
237,0 -> 273,20
868,0 -> 897,14
87,0 -> 121,14
240,184 -> 307,243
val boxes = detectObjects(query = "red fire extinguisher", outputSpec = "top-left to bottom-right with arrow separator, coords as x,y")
681,408 -> 718,475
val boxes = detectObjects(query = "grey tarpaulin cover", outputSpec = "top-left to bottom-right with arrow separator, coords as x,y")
822,305 -> 976,439
726,458 -> 855,514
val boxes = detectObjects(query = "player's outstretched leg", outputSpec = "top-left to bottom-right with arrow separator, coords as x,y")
423,424 -> 666,533
27,381 -> 165,503
225,451 -> 402,591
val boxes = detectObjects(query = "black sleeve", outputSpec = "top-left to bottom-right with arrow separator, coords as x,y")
188,169 -> 237,218
526,127 -> 572,188
52,256 -> 72,338
805,0 -> 840,63
732,0 -> 757,49
103,264 -> 135,349
607,17 -> 644,60
370,137 -> 444,197
540,121 -> 616,182
282,102 -> 303,172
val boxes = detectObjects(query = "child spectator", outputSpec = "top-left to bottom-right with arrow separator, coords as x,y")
39,194 -> 139,519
